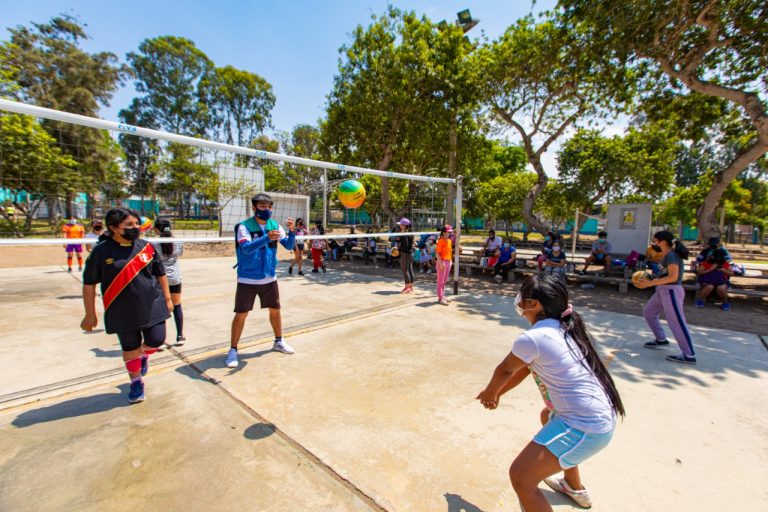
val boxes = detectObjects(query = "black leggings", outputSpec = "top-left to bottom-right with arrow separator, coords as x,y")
400,252 -> 414,284
116,321 -> 167,352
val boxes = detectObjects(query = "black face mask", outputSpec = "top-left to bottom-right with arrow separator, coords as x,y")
121,227 -> 140,241
651,244 -> 662,252
709,243 -> 718,249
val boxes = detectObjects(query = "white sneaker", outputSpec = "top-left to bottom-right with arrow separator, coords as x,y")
225,348 -> 239,368
273,340 -> 295,354
494,275 -> 503,283
543,476 -> 592,509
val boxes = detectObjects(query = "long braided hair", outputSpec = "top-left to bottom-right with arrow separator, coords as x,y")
519,274 -> 625,417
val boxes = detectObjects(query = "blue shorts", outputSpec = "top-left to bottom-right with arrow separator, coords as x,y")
533,414 -> 613,469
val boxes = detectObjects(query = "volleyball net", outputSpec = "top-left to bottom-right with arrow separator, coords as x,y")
0,98 -> 463,287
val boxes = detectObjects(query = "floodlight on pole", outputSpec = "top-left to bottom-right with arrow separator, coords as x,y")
456,9 -> 479,33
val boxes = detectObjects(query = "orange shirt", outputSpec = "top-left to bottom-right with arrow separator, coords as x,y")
436,238 -> 452,261
63,223 -> 85,239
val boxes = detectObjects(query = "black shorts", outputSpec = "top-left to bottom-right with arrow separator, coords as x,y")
169,283 -> 182,294
234,281 -> 281,312
296,243 -> 305,251
116,321 -> 166,352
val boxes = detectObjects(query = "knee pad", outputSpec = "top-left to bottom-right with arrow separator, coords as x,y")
125,357 -> 142,373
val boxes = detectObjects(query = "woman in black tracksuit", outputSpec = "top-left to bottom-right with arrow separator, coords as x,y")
397,218 -> 415,293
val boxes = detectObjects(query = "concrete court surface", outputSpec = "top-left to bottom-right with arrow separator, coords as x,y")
0,257 -> 767,511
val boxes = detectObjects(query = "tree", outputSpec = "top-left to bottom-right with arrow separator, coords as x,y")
0,113 -> 77,234
157,143 -> 216,218
1,14 -> 129,218
118,99 -> 161,214
557,127 -> 676,216
126,35 -> 213,135
477,172 -> 539,231
475,13 -> 632,234
323,7 -> 482,223
560,0 -> 768,239
200,65 -> 275,146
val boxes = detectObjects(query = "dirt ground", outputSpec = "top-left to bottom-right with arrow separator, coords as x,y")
2,243 -> 766,336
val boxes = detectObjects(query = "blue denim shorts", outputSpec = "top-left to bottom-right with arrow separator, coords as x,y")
533,414 -> 614,469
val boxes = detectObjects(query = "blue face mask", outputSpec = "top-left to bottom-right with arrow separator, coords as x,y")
599,238 -> 607,244
544,236 -> 550,242
503,243 -> 510,249
255,208 -> 271,221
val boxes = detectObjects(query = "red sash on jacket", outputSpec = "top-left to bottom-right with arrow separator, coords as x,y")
102,243 -> 155,310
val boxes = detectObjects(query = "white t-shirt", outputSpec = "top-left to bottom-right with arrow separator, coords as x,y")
512,318 -> 616,433
486,236 -> 502,251
236,223 -> 286,285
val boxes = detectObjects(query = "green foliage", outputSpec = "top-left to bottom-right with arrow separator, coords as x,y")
200,65 -> 275,146
475,11 -> 633,232
126,36 -> 213,135
0,113 -> 77,232
557,127 -> 676,210
477,172 -> 538,224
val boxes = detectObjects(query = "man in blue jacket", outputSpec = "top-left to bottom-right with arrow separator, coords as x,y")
226,193 -> 296,368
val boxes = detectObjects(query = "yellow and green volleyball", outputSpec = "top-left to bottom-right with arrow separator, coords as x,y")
139,216 -> 153,233
338,179 -> 366,209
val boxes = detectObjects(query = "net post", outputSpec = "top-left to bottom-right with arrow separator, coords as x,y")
572,208 -> 578,257
452,175 -> 463,295
322,169 -> 328,231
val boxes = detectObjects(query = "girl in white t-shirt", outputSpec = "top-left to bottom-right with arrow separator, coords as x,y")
477,274 -> 625,511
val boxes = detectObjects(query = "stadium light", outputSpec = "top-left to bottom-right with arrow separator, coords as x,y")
456,9 -> 479,33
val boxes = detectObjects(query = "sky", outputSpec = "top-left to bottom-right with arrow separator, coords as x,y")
1,0 -> 592,175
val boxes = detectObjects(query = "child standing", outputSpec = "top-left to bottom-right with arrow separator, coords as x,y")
152,218 -> 185,345
310,223 -> 327,273
435,225 -> 453,305
289,218 -> 308,276
635,230 -> 696,364
81,208 -> 173,403
477,274 -> 624,511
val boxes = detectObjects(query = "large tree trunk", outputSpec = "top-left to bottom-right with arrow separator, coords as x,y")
696,137 -> 768,239
522,155 -> 550,234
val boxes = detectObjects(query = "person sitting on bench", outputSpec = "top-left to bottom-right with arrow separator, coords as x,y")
581,232 -> 612,274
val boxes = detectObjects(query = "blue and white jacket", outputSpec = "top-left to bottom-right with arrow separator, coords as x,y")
235,217 -> 296,281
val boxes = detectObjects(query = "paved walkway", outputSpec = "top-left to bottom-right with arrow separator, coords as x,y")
1,258 -> 766,511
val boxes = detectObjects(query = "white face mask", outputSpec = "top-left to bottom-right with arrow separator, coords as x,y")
552,245 -> 560,252
514,293 -> 528,317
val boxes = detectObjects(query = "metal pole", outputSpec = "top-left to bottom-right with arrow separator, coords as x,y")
571,209 -> 578,257
453,176 -> 463,295
323,169 -> 328,231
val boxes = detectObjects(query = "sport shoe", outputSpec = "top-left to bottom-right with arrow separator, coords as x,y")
312,269 -> 319,273
140,355 -> 148,377
322,264 -> 326,274
695,299 -> 705,308
128,380 -> 145,403
273,340 -> 295,354
225,348 -> 239,368
494,275 -> 503,283
176,335 -> 186,346
288,265 -> 293,275
666,353 -> 697,365
544,476 -> 592,509
721,303 -> 731,312
67,268 -> 72,273
644,339 -> 670,349
439,299 -> 450,306
298,271 -> 304,276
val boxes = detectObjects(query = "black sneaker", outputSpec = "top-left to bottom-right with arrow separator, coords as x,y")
312,269 -> 318,273
176,335 -> 185,346
298,271 -> 304,276
644,339 -> 670,349
67,268 -> 72,273
666,354 -> 697,365
322,264 -> 326,274
288,265 -> 293,275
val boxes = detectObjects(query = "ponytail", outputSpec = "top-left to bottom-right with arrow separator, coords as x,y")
520,274 -> 625,418
154,217 -> 174,257
560,311 -> 625,417
654,230 -> 689,260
